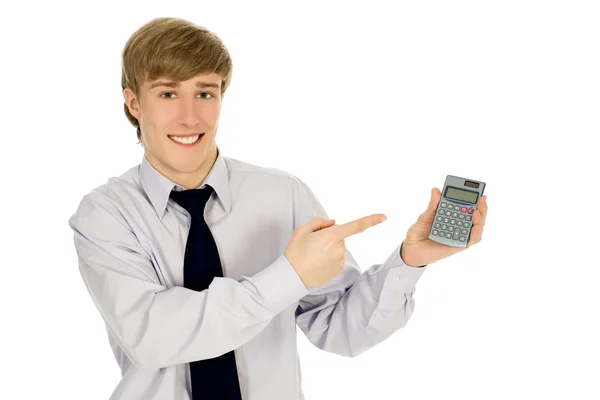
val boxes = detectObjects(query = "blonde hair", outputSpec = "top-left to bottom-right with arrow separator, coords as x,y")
121,17 -> 233,141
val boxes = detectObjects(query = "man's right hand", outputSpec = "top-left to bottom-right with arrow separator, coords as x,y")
284,214 -> 387,288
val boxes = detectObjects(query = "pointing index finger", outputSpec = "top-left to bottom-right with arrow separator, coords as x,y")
333,213 -> 387,240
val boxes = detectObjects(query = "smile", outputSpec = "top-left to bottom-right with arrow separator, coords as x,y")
168,134 -> 203,145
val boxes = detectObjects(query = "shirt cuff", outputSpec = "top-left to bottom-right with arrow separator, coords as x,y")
250,254 -> 309,315
381,243 -> 428,293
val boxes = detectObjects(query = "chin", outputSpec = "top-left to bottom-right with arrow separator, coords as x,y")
169,160 -> 205,174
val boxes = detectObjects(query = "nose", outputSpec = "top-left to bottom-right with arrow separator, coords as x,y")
178,97 -> 201,128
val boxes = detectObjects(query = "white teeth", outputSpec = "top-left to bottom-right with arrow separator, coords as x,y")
169,135 -> 200,144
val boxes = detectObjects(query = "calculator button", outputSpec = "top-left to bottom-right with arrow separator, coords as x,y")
443,217 -> 449,223
452,212 -> 458,218
432,229 -> 439,235
461,229 -> 467,235
459,236 -> 466,242
445,233 -> 452,238
434,223 -> 441,228
448,226 -> 454,232
463,222 -> 470,228
450,219 -> 456,225
436,216 -> 443,222
467,208 -> 474,214
438,209 -> 445,215
441,224 -> 448,230
438,231 -> 445,236
458,214 -> 465,220
453,232 -> 459,240
466,215 -> 472,221
445,211 -> 452,216
461,207 -> 466,212
457,221 -> 463,227
441,202 -> 447,208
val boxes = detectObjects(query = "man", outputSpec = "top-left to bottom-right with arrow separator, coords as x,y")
68,17 -> 488,400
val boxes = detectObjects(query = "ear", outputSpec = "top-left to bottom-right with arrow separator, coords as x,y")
123,88 -> 140,119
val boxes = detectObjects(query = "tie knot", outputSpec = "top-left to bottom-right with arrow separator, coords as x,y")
169,184 -> 214,218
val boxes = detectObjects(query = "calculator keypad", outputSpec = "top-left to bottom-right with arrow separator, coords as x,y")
431,202 -> 475,243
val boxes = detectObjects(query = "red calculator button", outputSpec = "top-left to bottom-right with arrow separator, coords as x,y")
467,208 -> 474,214
461,207 -> 467,212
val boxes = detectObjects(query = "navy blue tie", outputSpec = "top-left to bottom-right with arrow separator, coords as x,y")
170,185 -> 243,400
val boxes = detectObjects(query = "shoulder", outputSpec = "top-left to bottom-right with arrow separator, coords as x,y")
68,165 -> 142,231
67,166 -> 151,261
223,155 -> 311,192
222,155 -> 324,222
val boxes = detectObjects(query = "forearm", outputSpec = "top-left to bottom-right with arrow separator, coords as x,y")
70,196 -> 309,370
296,243 -> 426,357
80,253 -> 307,370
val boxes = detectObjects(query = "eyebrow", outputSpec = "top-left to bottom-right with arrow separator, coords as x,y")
148,80 -> 221,90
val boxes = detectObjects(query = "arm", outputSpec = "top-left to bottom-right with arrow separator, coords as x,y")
292,179 -> 427,358
68,195 -> 308,370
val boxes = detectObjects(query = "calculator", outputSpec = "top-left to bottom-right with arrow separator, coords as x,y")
429,175 -> 486,248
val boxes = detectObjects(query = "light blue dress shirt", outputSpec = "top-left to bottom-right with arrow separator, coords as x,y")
67,147 -> 428,400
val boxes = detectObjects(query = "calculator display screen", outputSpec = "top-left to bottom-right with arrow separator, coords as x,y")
445,187 -> 478,204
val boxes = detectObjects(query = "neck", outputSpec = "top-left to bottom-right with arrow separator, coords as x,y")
146,145 -> 218,190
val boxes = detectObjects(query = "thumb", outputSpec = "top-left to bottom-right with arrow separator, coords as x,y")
428,188 -> 441,212
304,216 -> 336,233
419,188 -> 440,221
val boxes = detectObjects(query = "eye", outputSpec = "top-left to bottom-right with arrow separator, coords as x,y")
159,92 -> 214,99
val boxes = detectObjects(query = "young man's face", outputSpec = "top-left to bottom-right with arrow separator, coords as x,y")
124,72 -> 222,188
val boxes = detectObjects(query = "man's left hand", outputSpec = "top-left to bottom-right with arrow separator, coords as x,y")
400,188 -> 488,268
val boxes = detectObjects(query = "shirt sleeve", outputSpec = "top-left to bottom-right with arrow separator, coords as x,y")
68,194 -> 309,370
292,178 -> 427,358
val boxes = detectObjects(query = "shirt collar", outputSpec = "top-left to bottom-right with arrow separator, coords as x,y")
139,146 -> 232,219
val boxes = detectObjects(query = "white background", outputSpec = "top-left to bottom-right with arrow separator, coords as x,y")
1,1 -> 599,399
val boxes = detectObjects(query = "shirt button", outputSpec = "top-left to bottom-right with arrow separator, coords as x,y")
374,311 -> 383,319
